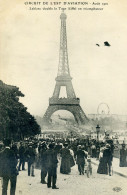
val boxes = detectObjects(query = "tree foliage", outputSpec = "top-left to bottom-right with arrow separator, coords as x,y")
0,80 -> 41,140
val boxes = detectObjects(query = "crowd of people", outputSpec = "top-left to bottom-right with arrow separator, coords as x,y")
0,136 -> 125,195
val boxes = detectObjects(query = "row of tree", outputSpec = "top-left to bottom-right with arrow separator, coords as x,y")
0,80 -> 41,141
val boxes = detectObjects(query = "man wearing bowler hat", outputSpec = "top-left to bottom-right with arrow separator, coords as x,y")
46,143 -> 59,189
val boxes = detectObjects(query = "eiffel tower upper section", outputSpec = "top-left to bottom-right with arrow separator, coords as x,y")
56,13 -> 71,81
51,12 -> 76,100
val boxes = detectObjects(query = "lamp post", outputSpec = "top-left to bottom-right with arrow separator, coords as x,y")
96,124 -> 100,142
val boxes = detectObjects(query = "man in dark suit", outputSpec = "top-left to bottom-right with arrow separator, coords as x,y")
76,145 -> 87,175
119,144 -> 127,167
40,142 -> 47,184
46,143 -> 59,189
103,143 -> 113,176
0,139 -> 18,195
25,142 -> 36,177
18,142 -> 25,171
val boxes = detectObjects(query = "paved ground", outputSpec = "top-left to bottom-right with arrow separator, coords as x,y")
0,162 -> 127,195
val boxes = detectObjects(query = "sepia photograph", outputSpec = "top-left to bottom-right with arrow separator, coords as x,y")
0,0 -> 127,194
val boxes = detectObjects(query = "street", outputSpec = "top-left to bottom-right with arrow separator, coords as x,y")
1,162 -> 127,195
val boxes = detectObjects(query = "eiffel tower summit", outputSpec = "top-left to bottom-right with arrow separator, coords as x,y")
43,13 -> 88,125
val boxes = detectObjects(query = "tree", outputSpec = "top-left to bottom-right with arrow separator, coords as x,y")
0,80 -> 41,140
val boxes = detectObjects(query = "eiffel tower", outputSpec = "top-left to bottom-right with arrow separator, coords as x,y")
43,13 -> 88,125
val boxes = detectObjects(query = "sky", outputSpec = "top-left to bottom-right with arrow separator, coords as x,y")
0,0 -> 127,117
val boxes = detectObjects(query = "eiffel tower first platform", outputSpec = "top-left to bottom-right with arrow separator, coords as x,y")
43,13 -> 88,125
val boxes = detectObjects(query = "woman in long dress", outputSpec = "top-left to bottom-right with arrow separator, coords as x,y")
60,143 -> 71,174
97,143 -> 113,175
97,146 -> 108,174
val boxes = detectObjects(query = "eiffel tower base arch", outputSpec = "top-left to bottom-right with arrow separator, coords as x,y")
43,104 -> 87,125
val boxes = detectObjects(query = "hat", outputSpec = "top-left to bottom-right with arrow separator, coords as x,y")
41,142 -> 46,148
49,143 -> 54,149
106,143 -> 110,148
64,142 -> 68,147
78,145 -> 82,149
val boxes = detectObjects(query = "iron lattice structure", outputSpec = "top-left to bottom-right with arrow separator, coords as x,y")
43,13 -> 87,125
